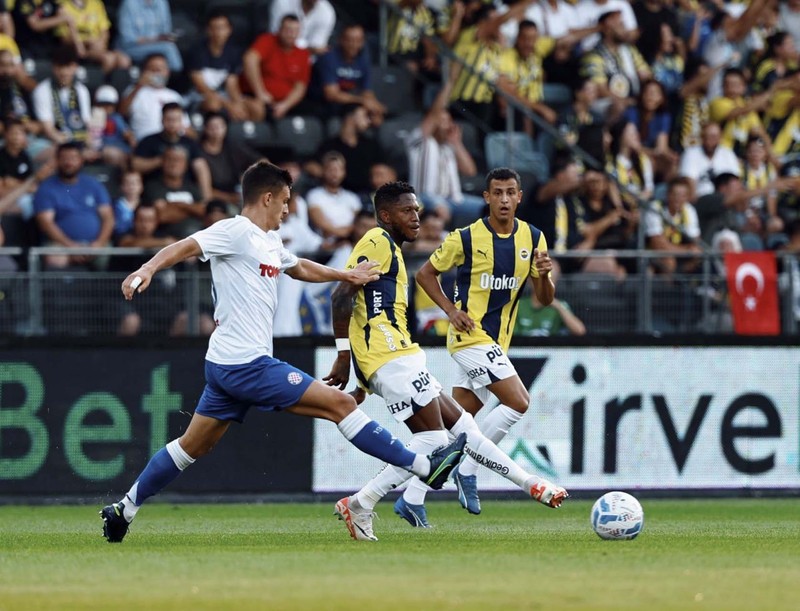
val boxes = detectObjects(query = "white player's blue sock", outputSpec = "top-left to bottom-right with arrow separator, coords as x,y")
120,439 -> 194,522
337,409 -> 425,474
459,404 -> 523,477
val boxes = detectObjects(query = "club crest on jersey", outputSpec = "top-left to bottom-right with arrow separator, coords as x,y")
519,248 -> 530,260
287,372 -> 303,385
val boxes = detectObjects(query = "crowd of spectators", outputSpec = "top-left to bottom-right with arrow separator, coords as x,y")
2,0 -> 800,337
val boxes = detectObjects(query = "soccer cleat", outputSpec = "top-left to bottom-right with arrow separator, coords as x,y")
423,432 -> 467,490
453,467 -> 481,515
334,496 -> 378,542
530,479 -> 569,508
100,502 -> 130,543
393,496 -> 431,528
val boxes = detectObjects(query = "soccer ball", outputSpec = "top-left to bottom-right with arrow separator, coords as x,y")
590,491 -> 644,540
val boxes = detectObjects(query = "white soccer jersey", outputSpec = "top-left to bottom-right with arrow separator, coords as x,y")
191,215 -> 299,365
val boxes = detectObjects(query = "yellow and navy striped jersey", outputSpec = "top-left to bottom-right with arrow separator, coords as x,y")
708,96 -> 764,157
498,39 -> 555,104
387,1 -> 435,55
429,218 -> 548,353
345,227 -> 420,386
678,94 -> 709,149
450,26 -> 501,104
770,108 -> 800,156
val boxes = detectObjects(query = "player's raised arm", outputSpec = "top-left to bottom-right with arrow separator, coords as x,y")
285,259 -> 380,284
121,237 -> 202,300
531,248 -> 555,306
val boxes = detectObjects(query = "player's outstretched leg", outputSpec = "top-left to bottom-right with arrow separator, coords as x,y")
100,414 -> 227,543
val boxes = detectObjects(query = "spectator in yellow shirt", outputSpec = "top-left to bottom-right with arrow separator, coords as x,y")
55,0 -> 131,73
708,68 -> 770,158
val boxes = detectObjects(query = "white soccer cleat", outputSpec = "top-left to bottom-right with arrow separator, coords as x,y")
530,479 -> 569,508
334,496 -> 378,542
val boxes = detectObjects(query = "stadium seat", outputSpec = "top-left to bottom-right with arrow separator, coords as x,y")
457,120 -> 485,171
227,120 -> 273,152
82,163 -> 122,200
273,115 -> 324,159
109,67 -> 137,95
23,58 -> 51,82
377,112 -> 421,180
371,65 -> 414,117
76,65 -> 105,94
485,131 -> 549,183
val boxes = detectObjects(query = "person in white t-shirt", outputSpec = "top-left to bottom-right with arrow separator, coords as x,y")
269,0 -> 336,55
99,160 -> 466,543
306,151 -> 363,240
119,53 -> 186,140
679,121 -> 740,200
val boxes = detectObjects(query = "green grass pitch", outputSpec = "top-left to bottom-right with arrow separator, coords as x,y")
1,499 -> 798,610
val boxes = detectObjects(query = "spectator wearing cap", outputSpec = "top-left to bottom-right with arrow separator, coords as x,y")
93,85 -> 136,169
240,14 -> 311,122
269,0 -> 336,56
31,45 -> 91,147
580,8 -> 650,117
114,0 -> 183,72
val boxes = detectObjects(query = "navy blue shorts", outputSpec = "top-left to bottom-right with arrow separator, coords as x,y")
195,356 -> 314,423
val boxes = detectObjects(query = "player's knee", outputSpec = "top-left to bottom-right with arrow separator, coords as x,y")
508,389 -> 530,413
328,392 -> 357,423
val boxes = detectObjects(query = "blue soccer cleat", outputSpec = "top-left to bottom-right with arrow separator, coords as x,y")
453,467 -> 481,515
393,496 -> 431,528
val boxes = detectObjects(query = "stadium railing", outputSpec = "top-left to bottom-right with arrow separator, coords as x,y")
2,247 -> 797,337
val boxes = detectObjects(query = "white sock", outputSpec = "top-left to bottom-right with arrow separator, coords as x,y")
450,410 -> 531,488
459,404 -> 523,477
356,430 -> 448,510
337,409 -> 372,439
120,440 -> 195,522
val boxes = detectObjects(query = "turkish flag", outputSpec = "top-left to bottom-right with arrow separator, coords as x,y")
725,252 -> 780,335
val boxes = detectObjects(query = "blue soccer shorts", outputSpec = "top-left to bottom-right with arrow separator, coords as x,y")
195,355 -> 314,423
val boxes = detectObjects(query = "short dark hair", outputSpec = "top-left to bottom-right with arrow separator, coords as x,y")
57,141 -> 83,155
667,176 -> 692,192
161,102 -> 183,116
713,172 -> 740,190
485,167 -> 521,191
205,199 -> 229,216
518,19 -> 538,33
142,53 -> 169,70
203,110 -> 227,125
723,67 -> 746,82
241,160 -> 292,206
52,44 -> 79,66
4,116 -> 25,132
374,181 -> 415,213
206,8 -> 230,24
280,13 -> 300,26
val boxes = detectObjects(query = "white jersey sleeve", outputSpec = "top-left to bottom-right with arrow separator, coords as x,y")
279,244 -> 299,271
192,218 -> 248,261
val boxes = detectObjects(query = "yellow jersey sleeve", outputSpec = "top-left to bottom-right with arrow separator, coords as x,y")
346,230 -> 392,274
429,230 -> 466,273
709,97 -> 736,123
535,36 -> 556,59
